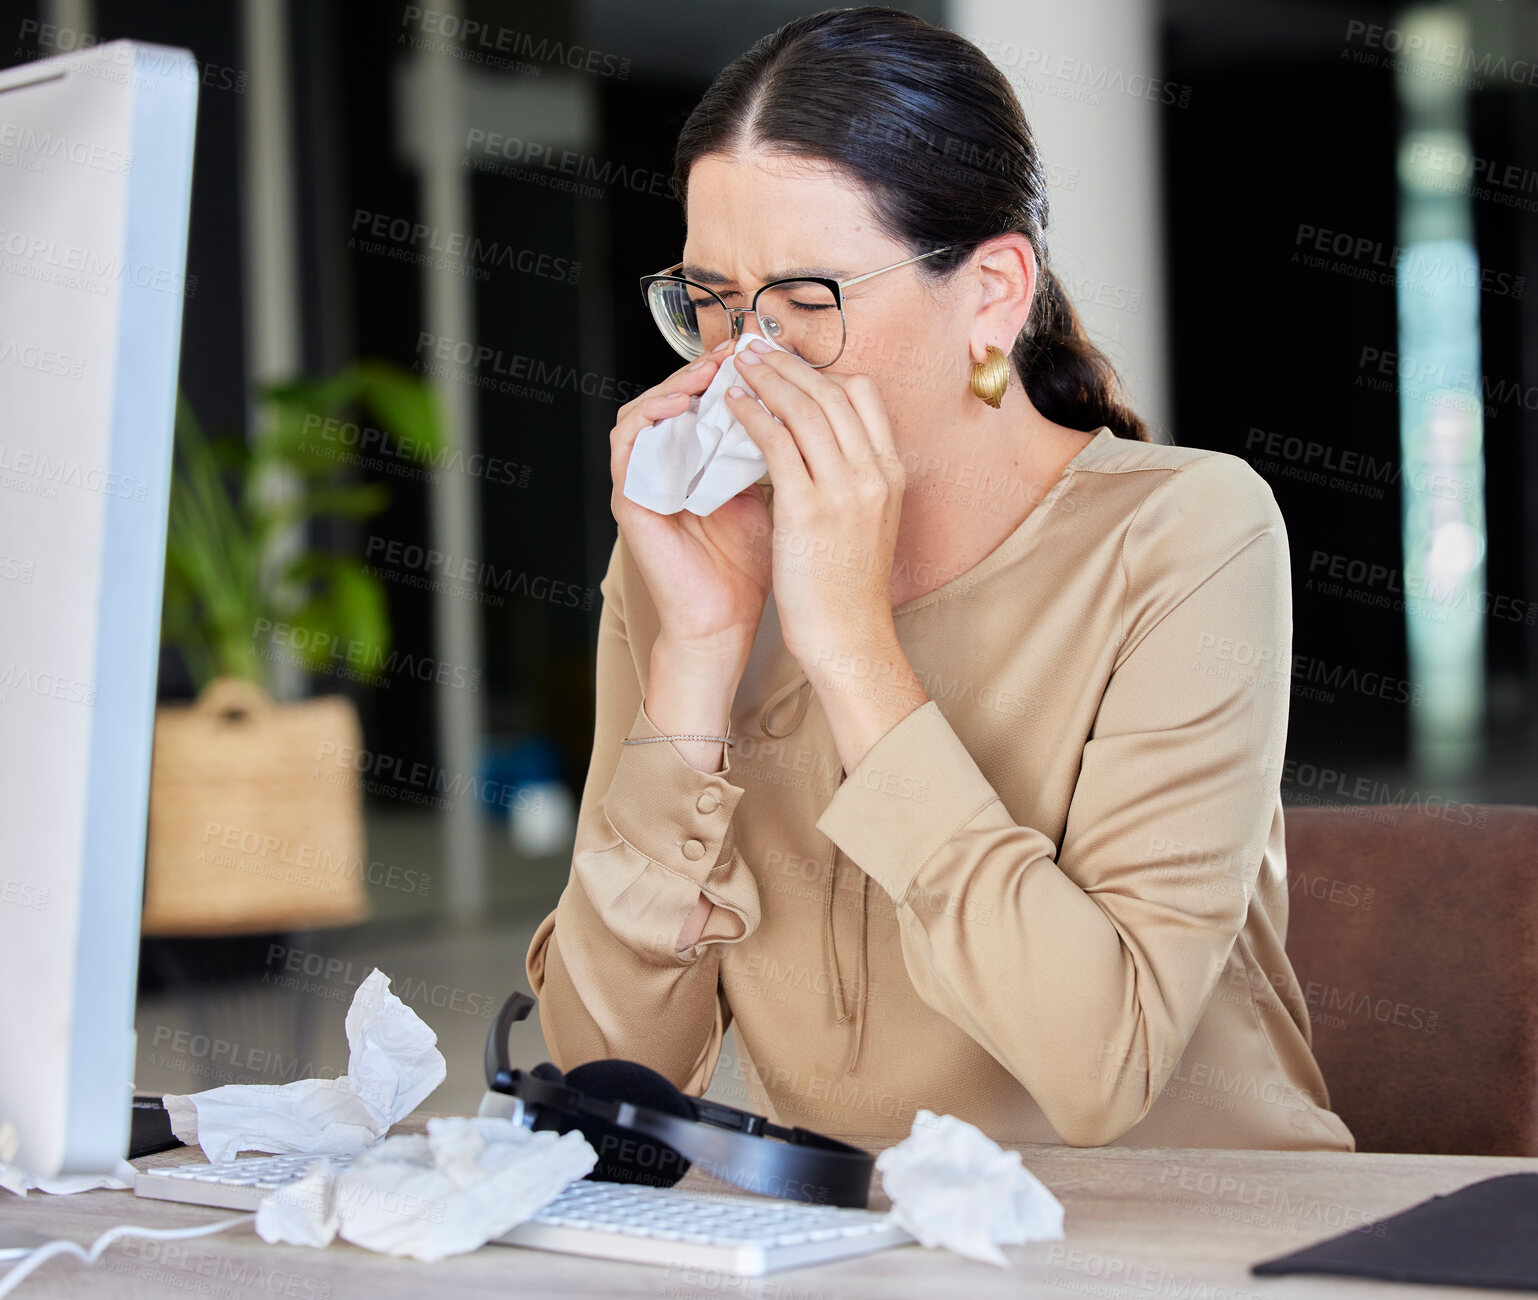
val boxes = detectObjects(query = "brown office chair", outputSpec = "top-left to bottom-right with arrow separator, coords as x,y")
1282,803 -> 1538,1156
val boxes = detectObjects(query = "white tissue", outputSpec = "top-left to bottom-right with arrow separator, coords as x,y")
0,1156 -> 136,1197
876,1109 -> 1064,1267
0,1163 -> 135,1197
623,331 -> 786,515
254,1116 -> 597,1262
0,1114 -> 137,1197
163,968 -> 446,1164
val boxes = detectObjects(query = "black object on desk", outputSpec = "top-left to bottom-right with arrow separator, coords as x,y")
484,991 -> 876,1208
1252,1173 -> 1538,1292
129,1094 -> 184,1159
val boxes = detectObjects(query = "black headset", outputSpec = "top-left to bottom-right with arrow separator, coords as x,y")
482,991 -> 875,1208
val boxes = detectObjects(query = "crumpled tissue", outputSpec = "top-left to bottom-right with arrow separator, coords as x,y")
623,331 -> 786,516
254,1116 -> 597,1262
0,1119 -> 136,1197
164,968 -> 445,1164
876,1109 -> 1065,1267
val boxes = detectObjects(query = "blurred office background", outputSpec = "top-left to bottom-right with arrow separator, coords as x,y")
3,0 -> 1534,1113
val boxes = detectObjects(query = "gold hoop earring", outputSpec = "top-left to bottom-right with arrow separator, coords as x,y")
969,344 -> 1009,409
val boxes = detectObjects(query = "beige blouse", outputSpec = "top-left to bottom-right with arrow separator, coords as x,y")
527,426 -> 1356,1151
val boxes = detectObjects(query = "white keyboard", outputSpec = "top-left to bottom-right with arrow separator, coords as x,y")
135,1154 -> 913,1275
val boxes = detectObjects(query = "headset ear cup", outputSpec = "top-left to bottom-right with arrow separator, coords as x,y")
567,1060 -> 691,1112
565,1060 -> 695,1187
521,1062 -> 569,1135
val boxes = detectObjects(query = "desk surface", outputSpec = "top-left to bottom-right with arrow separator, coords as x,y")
2,1116 -> 1534,1299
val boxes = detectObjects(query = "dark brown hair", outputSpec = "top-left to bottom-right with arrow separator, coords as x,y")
671,6 -> 1150,442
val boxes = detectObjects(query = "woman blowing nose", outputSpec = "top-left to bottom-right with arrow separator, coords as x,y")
527,6 -> 1354,1152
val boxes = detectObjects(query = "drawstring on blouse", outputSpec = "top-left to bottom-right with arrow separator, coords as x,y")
757,672 -> 813,739
756,668 -> 868,1077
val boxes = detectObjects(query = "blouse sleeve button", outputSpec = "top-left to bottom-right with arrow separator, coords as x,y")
696,792 -> 721,815
681,838 -> 706,861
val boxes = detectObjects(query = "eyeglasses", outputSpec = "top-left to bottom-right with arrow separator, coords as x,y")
639,246 -> 954,369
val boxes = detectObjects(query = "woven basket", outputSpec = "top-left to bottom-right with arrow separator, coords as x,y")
141,677 -> 372,935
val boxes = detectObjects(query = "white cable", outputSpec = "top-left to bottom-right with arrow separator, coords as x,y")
0,1211 -> 251,1298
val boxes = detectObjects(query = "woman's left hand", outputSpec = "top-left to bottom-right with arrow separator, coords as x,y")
724,339 -> 906,670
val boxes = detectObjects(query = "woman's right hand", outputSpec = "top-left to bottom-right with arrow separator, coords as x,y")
610,342 -> 773,655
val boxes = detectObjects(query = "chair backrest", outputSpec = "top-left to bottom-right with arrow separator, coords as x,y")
1281,803 -> 1538,1156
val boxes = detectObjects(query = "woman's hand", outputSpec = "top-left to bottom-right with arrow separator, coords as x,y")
610,341 -> 774,655
723,341 -> 906,668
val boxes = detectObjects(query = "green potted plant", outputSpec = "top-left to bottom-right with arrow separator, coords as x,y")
142,363 -> 447,935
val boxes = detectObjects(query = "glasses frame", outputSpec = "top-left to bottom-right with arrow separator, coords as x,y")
639,245 -> 954,369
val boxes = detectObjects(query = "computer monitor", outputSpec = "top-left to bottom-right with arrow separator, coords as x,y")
0,40 -> 197,1177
